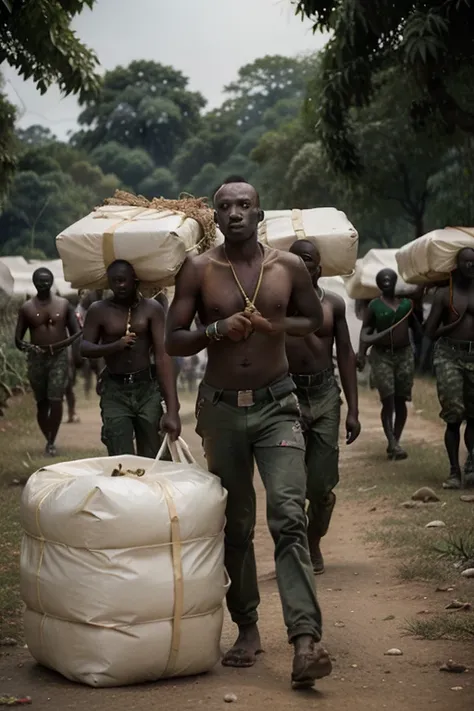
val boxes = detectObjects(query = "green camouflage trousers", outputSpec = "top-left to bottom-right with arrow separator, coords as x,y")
195,376 -> 322,642
369,345 -> 414,401
433,338 -> 474,423
27,348 -> 69,403
294,371 -> 341,539
100,374 -> 164,458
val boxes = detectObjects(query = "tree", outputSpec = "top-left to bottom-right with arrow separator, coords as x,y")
89,141 -> 154,192
75,61 -> 206,166
0,76 -> 17,200
1,0 -> 100,100
295,0 -> 474,174
138,168 -> 177,200
222,54 -> 314,131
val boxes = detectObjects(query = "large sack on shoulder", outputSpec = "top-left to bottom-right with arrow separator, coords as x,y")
20,437 -> 228,687
344,248 -> 418,299
396,227 -> 474,284
56,192 -> 219,293
258,208 -> 358,276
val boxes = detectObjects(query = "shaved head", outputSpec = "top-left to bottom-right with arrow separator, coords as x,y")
289,240 -> 321,265
214,176 -> 260,207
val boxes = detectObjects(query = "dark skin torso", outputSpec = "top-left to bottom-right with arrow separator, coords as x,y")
286,293 -> 340,373
18,295 -> 71,346
362,296 -> 412,349
198,247 -> 292,389
84,299 -> 156,374
425,283 -> 474,340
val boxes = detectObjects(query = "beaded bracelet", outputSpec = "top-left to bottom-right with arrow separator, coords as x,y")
205,321 -> 223,341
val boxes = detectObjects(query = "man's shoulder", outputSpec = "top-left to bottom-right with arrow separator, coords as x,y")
325,290 -> 346,311
264,246 -> 301,269
87,299 -> 110,317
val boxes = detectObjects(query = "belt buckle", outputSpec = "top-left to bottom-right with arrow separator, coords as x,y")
237,390 -> 254,407
124,373 -> 134,385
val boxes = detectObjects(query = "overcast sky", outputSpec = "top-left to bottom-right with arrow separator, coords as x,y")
3,0 -> 328,140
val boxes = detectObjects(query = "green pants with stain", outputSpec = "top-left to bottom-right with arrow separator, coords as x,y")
433,337 -> 474,423
100,373 -> 164,458
195,376 -> 322,642
294,370 -> 341,539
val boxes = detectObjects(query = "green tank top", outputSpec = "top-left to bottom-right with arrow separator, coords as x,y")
369,297 -> 412,333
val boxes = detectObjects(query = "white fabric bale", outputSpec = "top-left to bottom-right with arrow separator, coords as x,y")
0,259 -> 14,298
344,249 -> 418,299
56,206 -> 213,291
20,440 -> 228,687
258,208 -> 358,276
396,227 -> 474,284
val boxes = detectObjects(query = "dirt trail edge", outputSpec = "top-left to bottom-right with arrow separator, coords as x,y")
0,397 -> 472,711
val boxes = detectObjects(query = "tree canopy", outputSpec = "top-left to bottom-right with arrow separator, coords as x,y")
294,0 -> 474,174
0,0 -> 100,100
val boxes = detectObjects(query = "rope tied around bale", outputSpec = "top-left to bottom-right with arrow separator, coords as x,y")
101,190 -> 217,254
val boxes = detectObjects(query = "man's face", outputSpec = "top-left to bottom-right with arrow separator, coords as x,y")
107,266 -> 136,301
289,243 -> 321,280
457,248 -> 474,280
214,183 -> 262,244
33,270 -> 53,296
376,268 -> 397,294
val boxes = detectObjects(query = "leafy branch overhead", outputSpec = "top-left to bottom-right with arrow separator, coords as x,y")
0,0 -> 101,100
294,0 -> 474,174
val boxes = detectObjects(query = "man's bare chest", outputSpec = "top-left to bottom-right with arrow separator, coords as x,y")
26,301 -> 67,328
200,263 -> 292,319
101,306 -> 150,338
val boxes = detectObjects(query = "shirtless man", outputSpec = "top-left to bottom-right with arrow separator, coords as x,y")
81,260 -> 180,456
166,177 -> 331,689
286,240 -> 361,575
15,268 -> 81,456
422,248 -> 474,489
357,269 -> 418,460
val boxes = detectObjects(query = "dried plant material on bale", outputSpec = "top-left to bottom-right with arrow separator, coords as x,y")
103,190 -> 217,254
111,464 -> 145,478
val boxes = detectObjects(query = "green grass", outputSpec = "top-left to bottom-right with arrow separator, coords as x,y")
404,614 -> 474,642
347,389 -> 474,640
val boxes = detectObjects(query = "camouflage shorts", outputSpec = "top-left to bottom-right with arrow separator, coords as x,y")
369,345 -> 414,401
27,348 -> 69,403
433,339 -> 474,423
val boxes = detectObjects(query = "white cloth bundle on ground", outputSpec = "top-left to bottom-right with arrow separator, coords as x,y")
258,208 -> 358,276
20,438 -> 228,687
344,249 -> 418,299
56,205 -> 220,291
396,227 -> 474,284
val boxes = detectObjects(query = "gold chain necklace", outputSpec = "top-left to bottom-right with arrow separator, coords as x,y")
224,246 -> 265,314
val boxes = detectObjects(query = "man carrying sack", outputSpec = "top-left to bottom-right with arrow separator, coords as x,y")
166,176 -> 332,689
81,260 -> 180,457
422,247 -> 474,489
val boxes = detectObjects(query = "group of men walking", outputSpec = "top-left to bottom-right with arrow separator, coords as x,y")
14,176 -> 474,688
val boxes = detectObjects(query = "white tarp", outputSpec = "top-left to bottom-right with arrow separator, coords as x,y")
0,260 -> 14,298
258,208 -> 358,277
20,438 -> 228,688
0,256 -> 75,297
56,206 -> 215,291
344,249 -> 418,300
396,227 -> 474,284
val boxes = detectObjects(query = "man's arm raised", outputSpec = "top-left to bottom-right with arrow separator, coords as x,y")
80,303 -> 136,358
165,257 -> 252,356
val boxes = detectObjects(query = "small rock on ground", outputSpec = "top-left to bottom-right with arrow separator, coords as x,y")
224,693 -> 238,703
384,648 -> 403,656
411,487 -> 440,503
425,520 -> 446,528
461,568 -> 474,578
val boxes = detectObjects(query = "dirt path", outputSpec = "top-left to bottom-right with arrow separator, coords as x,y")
1,395 -> 473,710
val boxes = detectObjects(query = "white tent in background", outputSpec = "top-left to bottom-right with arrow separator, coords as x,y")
0,257 -> 75,297
343,248 -> 418,301
0,260 -> 14,298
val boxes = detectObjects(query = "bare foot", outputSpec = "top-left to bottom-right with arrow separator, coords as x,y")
221,623 -> 264,668
292,635 -> 332,689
